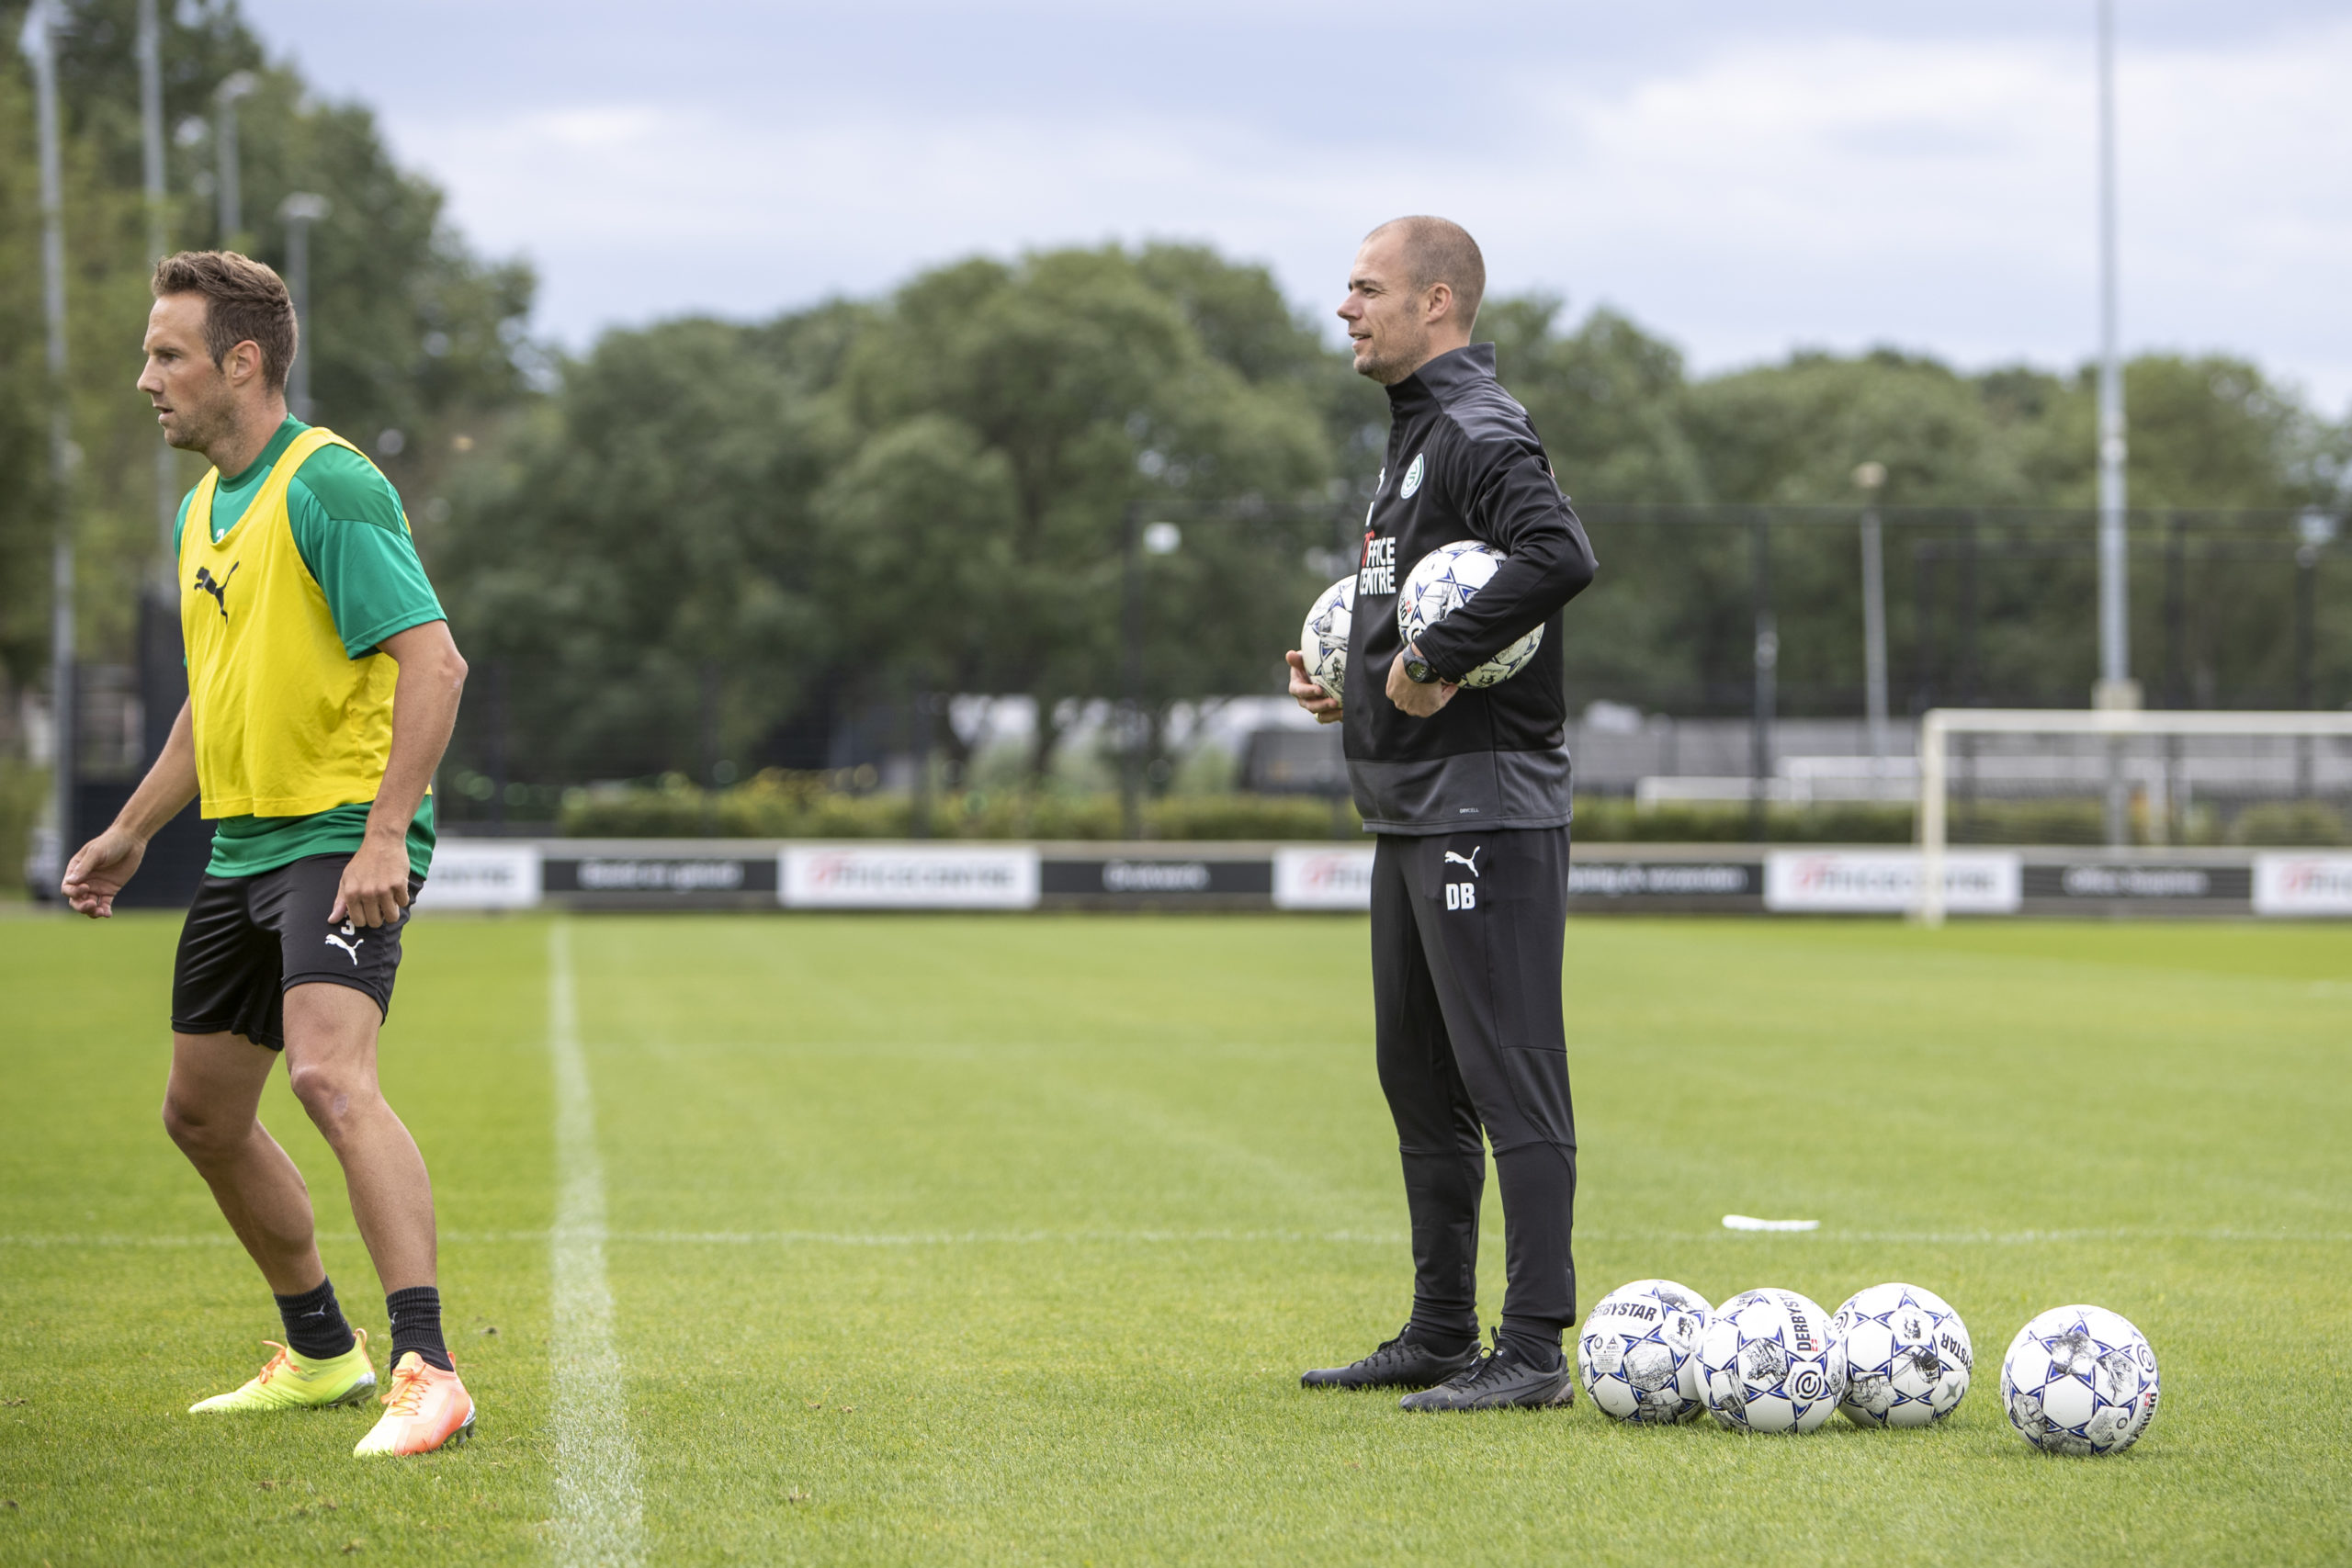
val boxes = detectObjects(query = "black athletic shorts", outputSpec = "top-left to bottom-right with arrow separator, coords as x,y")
170,853 -> 424,1051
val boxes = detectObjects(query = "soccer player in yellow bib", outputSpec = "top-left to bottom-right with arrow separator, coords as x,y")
62,252 -> 476,1458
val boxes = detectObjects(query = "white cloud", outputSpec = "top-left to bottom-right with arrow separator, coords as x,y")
378,16 -> 2352,408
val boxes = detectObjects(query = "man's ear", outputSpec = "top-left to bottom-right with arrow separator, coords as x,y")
1423,281 -> 1455,327
222,338 -> 265,389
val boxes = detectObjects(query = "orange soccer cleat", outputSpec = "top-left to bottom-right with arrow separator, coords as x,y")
352,1351 -> 476,1457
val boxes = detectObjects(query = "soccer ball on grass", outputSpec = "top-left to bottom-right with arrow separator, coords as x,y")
1830,1282 -> 1972,1427
1395,541 -> 1544,689
1696,1287 -> 1847,1433
1999,1304 -> 2159,1456
1577,1279 -> 1713,1424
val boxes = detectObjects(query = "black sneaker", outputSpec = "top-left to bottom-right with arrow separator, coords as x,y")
1300,1325 -> 1482,1390
1397,1334 -> 1575,1411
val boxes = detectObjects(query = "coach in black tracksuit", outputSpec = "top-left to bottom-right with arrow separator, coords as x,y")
1289,217 -> 1598,1411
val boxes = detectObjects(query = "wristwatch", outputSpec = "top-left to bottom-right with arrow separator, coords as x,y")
1403,645 -> 1442,684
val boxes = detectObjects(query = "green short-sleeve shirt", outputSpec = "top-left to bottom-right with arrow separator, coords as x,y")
174,418 -> 447,879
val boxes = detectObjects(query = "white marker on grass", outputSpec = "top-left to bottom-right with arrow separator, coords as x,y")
550,923 -> 645,1568
1722,1214 -> 1821,1232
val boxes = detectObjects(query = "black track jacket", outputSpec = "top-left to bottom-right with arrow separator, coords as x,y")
1343,343 -> 1599,834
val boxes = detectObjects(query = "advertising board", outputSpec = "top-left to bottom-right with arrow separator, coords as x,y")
1272,847 -> 1376,910
417,837 -> 2310,919
1566,861 -> 1759,900
2252,853 -> 2352,917
412,841 -> 542,910
1039,854 -> 1272,905
781,845 -> 1040,909
1764,850 -> 2021,914
2022,862 -> 2251,908
545,854 -> 776,899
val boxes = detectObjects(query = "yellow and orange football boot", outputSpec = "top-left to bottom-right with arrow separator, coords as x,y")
352,1351 -> 476,1457
189,1331 -> 376,1413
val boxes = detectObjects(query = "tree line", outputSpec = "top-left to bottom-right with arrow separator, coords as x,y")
5,0 -> 2346,814
0,0 -> 532,697
441,274 -> 2346,794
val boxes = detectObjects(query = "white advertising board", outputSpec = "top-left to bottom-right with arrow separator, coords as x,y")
2252,853 -> 2352,917
1272,847 -> 1377,910
1764,850 -> 2021,914
780,846 -> 1039,909
413,841 -> 542,909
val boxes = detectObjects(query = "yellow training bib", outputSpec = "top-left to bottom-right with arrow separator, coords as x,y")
179,427 -> 401,819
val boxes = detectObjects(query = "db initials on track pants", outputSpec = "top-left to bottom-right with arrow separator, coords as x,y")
1370,826 -> 1577,1344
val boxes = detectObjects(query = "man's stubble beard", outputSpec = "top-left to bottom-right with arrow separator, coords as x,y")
1355,321 -> 1432,387
163,377 -> 235,457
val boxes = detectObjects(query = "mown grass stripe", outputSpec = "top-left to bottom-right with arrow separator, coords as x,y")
6,1226 -> 2346,1248
548,922 -> 643,1568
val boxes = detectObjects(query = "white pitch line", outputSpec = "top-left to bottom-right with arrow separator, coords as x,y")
548,923 -> 643,1568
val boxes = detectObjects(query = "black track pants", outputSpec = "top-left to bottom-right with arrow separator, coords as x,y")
1370,827 -> 1577,1347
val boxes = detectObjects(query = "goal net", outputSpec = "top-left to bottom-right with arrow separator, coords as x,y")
1917,707 -> 2352,922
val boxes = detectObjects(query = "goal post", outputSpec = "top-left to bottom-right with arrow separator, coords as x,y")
1917,708 -> 2352,925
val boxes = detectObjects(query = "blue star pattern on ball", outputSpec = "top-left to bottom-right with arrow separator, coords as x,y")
1999,1304 -> 2160,1456
1395,541 -> 1544,688
1696,1288 -> 1848,1434
1298,575 -> 1354,701
1577,1280 -> 1713,1424
1831,1281 -> 1973,1428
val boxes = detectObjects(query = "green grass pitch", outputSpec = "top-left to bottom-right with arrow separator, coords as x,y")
2,911 -> 2348,1565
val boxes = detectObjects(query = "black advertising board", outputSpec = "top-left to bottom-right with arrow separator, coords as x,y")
2019,858 -> 2252,914
542,852 -> 779,908
1039,854 -> 1275,908
1567,860 -> 1762,900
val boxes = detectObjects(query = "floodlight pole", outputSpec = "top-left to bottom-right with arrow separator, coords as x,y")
139,0 -> 175,570
1748,513 -> 1776,842
215,70 -> 256,242
23,0 -> 76,888
2095,0 -> 2135,844
135,0 -> 195,780
1854,463 -> 1891,784
279,194 -> 331,421
1120,502 -> 1143,840
2293,510 -> 2333,796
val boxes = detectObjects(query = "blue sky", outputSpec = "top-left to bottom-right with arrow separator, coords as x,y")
246,1 -> 2352,407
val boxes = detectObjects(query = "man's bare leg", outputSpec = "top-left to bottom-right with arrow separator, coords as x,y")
168,1029 -> 379,1415
163,1031 -> 328,1295
281,980 -> 476,1455
281,982 -> 436,1292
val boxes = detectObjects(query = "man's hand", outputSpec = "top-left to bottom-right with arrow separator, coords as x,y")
1285,649 -> 1343,726
62,827 -> 149,919
1386,649 -> 1459,718
333,617 -> 464,930
331,833 -> 413,929
62,698 -> 198,919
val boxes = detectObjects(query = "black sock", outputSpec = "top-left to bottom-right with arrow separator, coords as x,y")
385,1285 -> 454,1372
1498,1319 -> 1564,1372
275,1277 -> 357,1362
1407,1320 -> 1479,1358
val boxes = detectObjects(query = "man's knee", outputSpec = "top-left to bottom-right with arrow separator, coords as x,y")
286,1060 -> 379,1142
162,1091 -> 251,1166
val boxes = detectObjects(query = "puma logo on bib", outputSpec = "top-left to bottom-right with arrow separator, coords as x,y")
193,562 -> 240,619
